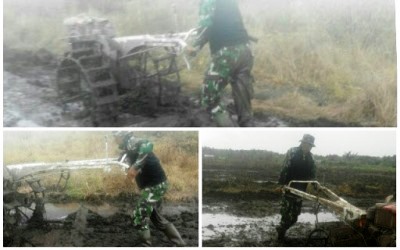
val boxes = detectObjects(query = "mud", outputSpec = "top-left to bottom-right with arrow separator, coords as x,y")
202,195 -> 342,247
3,64 -> 289,127
202,189 -> 385,247
3,48 -> 353,127
202,165 -> 394,247
5,198 -> 198,247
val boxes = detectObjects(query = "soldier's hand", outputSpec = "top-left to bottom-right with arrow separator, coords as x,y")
185,45 -> 198,57
126,167 -> 138,182
274,186 -> 284,194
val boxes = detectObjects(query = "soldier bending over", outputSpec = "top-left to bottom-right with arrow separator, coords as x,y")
114,132 -> 186,247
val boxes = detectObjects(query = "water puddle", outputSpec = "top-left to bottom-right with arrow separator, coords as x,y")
253,180 -> 276,184
19,202 -> 119,221
202,212 -> 279,241
298,211 -> 338,224
203,205 -> 339,241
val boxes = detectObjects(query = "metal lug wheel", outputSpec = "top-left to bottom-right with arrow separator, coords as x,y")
306,228 -> 329,247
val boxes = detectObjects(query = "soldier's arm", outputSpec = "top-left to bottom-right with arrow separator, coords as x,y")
127,167 -> 139,181
132,140 -> 153,171
278,149 -> 292,185
193,0 -> 216,50
310,155 -> 317,179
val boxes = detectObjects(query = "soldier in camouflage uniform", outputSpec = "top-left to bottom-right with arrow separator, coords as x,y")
114,132 -> 185,247
191,0 -> 255,127
276,134 -> 317,241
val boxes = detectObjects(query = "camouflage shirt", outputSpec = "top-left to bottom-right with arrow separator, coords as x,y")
194,0 -> 216,49
278,147 -> 316,190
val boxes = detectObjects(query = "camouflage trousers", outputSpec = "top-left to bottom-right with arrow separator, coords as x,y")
133,181 -> 170,232
202,43 -> 254,127
279,194 -> 303,231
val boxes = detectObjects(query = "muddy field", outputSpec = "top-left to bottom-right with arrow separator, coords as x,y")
202,189 -> 378,247
5,194 -> 198,247
3,52 -> 201,127
3,48 -> 354,127
202,167 -> 395,247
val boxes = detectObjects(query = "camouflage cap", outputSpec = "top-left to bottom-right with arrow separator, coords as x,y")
300,134 -> 315,147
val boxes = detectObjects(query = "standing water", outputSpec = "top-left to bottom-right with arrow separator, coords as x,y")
19,202 -> 119,221
203,205 -> 339,241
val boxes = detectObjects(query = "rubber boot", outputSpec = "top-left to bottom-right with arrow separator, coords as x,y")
213,111 -> 236,127
139,229 -> 152,247
276,225 -> 286,241
163,223 -> 186,247
239,118 -> 255,127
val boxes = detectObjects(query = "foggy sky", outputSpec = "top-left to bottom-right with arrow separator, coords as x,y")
201,130 -> 396,157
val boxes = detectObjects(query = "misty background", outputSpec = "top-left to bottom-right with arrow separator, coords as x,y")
3,0 -> 397,126
202,130 -> 396,157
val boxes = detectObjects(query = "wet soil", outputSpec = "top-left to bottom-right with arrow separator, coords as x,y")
202,192 -> 339,247
202,188 -> 385,247
3,64 -> 197,127
202,166 -> 395,247
5,195 -> 198,247
3,48 -> 352,127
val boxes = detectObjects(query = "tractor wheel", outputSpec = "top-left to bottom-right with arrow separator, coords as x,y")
56,40 -> 119,125
306,228 -> 329,247
56,57 -> 93,118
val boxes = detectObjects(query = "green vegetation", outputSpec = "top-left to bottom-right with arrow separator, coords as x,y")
3,0 -> 396,126
4,131 -> 198,201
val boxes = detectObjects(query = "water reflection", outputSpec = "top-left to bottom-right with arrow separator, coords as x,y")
203,205 -> 339,240
19,202 -> 119,221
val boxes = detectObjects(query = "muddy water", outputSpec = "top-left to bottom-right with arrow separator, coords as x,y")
203,205 -> 339,242
3,70 -> 88,127
20,202 -> 119,221
202,212 -> 277,241
11,200 -> 198,247
21,201 -> 195,221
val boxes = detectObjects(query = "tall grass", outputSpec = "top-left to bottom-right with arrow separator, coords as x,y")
242,0 -> 396,126
3,0 -> 396,126
4,131 -> 198,201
